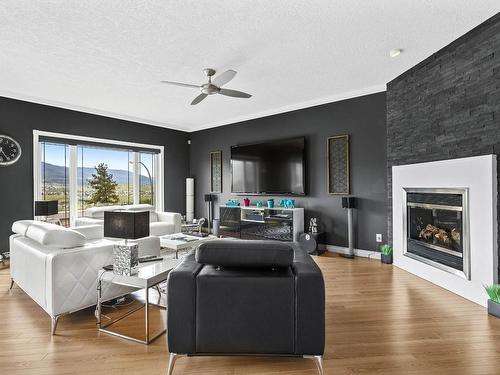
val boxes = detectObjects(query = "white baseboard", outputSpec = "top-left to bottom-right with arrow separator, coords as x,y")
319,244 -> 381,260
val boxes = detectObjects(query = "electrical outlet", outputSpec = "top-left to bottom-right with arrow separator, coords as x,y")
376,233 -> 383,243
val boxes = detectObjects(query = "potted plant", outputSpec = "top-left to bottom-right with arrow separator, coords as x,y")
484,284 -> 500,318
380,244 -> 393,264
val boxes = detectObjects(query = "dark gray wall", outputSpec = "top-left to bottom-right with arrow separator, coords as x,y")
387,13 -> 500,275
190,92 -> 387,250
0,96 -> 190,252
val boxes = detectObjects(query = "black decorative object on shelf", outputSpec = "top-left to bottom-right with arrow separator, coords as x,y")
299,232 -> 326,255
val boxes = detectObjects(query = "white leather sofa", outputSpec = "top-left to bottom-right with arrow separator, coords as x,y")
74,204 -> 182,236
9,220 -> 160,334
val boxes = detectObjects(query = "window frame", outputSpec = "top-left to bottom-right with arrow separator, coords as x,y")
33,130 -> 164,227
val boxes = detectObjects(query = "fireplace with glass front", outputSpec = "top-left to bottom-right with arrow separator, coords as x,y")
403,188 -> 470,279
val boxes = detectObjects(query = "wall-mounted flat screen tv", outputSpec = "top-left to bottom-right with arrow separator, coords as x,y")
231,137 -> 305,195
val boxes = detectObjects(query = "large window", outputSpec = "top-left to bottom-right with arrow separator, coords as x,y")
77,145 -> 135,217
35,131 -> 163,227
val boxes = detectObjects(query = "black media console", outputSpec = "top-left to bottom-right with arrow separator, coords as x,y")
219,206 -> 304,242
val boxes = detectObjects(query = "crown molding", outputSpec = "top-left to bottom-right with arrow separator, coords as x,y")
0,84 -> 386,133
0,90 -> 188,132
190,84 -> 387,131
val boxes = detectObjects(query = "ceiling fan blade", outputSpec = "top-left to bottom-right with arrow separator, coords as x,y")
212,70 -> 237,87
219,88 -> 252,98
161,80 -> 199,89
191,93 -> 208,105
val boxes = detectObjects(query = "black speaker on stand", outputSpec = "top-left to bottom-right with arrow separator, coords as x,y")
340,197 -> 356,259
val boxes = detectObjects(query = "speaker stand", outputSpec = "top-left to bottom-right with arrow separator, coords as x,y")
340,207 -> 355,259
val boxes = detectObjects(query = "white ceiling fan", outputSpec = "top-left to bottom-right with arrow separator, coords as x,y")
161,68 -> 252,105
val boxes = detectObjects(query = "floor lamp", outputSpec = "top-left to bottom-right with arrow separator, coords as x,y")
204,194 -> 213,234
186,178 -> 194,222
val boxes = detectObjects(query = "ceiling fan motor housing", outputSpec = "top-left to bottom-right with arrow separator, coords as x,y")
201,83 -> 220,95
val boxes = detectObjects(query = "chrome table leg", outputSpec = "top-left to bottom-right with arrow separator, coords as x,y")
304,355 -> 324,375
145,286 -> 149,343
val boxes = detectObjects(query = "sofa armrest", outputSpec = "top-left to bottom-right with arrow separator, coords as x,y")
74,217 -> 104,227
292,248 -> 325,355
72,224 -> 104,241
167,252 -> 203,354
156,212 -> 182,233
10,234 -> 50,313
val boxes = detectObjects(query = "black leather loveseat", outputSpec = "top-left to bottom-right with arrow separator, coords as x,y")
166,240 -> 325,374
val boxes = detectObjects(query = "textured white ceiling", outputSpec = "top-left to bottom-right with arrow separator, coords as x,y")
1,1 -> 499,132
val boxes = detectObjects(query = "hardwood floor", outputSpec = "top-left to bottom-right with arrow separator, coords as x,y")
1,253 -> 499,374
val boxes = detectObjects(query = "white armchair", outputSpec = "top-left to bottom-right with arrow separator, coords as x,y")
150,211 -> 182,236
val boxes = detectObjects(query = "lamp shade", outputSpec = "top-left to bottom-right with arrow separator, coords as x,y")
35,200 -> 59,216
104,211 -> 150,240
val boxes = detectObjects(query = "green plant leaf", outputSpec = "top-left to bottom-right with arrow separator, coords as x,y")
484,284 -> 500,303
380,244 -> 393,255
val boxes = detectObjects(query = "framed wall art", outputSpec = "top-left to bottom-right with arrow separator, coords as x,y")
327,135 -> 350,195
210,150 -> 222,193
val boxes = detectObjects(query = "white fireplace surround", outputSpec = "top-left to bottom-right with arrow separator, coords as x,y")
392,155 -> 498,307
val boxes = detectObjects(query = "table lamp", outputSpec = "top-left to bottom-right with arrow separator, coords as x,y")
104,210 -> 150,275
35,200 -> 59,223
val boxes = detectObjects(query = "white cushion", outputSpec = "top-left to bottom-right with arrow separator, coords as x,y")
12,220 -> 36,236
25,222 -> 86,249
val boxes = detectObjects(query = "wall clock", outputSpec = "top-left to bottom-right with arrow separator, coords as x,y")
0,135 -> 22,166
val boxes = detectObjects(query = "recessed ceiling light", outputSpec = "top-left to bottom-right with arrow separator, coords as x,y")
389,49 -> 402,58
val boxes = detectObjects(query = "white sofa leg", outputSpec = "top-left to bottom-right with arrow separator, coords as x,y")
51,315 -> 61,335
304,355 -> 324,375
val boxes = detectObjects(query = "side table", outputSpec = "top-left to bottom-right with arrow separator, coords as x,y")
96,257 -> 181,344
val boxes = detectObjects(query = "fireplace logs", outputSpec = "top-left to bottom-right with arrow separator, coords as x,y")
419,224 -> 460,247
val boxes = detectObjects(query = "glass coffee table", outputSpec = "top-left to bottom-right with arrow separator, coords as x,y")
96,257 -> 181,344
159,233 -> 218,259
